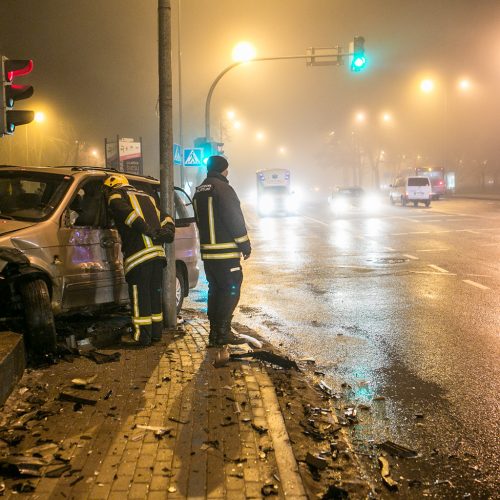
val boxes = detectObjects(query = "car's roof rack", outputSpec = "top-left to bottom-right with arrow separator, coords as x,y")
0,164 -> 159,182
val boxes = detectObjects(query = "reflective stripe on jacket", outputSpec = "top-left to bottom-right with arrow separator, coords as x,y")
107,185 -> 174,274
193,172 -> 251,261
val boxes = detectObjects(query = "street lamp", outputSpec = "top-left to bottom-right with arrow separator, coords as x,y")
420,78 -> 434,93
232,42 -> 256,63
256,131 -> 265,141
34,111 -> 45,123
355,111 -> 366,124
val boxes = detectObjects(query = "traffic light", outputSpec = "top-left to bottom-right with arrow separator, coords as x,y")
1,56 -> 35,135
194,138 -> 225,165
349,36 -> 366,72
194,137 -> 213,165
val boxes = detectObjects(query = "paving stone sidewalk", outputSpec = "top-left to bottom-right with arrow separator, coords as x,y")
0,317 -> 307,499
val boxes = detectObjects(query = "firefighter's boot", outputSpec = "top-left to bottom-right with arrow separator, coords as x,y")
218,317 -> 246,345
208,320 -> 220,347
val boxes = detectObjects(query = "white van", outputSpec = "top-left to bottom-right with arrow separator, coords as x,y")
389,176 -> 432,207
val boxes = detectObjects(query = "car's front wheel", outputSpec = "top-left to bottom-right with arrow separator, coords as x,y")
425,200 -> 431,207
18,279 -> 57,354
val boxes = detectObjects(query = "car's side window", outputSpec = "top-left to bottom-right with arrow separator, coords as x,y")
68,180 -> 106,228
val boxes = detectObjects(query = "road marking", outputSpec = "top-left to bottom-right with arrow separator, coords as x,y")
462,279 -> 490,290
423,219 -> 442,222
403,254 -> 419,260
428,264 -> 449,273
457,229 -> 480,234
383,246 -> 396,251
417,248 -> 448,252
465,274 -> 493,278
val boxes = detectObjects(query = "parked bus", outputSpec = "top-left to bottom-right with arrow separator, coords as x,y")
415,167 -> 446,199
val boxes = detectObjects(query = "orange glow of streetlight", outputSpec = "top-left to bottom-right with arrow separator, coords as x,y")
34,111 -> 45,123
278,146 -> 287,155
232,42 -> 256,63
233,120 -> 242,130
226,110 -> 236,120
382,112 -> 393,123
458,78 -> 471,91
355,111 -> 366,123
256,131 -> 265,141
420,79 -> 435,93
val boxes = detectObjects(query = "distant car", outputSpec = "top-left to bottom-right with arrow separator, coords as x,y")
328,187 -> 381,213
389,176 -> 432,207
0,165 -> 199,353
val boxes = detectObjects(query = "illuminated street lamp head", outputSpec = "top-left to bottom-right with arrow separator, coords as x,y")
256,131 -> 265,141
233,120 -> 242,130
458,78 -> 471,91
34,111 -> 45,123
420,79 -> 434,93
355,111 -> 366,123
226,110 -> 236,120
382,112 -> 393,123
232,42 -> 256,62
278,146 -> 286,155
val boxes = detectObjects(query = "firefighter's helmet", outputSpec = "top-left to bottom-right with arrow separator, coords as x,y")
104,174 -> 129,189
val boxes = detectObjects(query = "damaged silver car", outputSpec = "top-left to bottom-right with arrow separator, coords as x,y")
0,166 -> 199,353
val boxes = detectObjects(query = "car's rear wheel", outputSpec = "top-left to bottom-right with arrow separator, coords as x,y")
401,196 -> 407,206
19,279 -> 57,354
413,201 -> 418,207
175,266 -> 186,314
425,200 -> 431,207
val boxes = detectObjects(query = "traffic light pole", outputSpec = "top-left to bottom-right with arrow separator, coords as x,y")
158,0 -> 177,328
204,47 -> 356,141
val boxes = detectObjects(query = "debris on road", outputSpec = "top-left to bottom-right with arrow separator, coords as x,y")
261,483 -> 279,496
378,440 -> 418,458
321,484 -> 349,499
81,350 -> 121,364
58,390 -> 98,406
230,350 -> 299,370
317,381 -> 340,399
305,452 -> 329,471
378,455 -> 398,490
70,374 -> 97,387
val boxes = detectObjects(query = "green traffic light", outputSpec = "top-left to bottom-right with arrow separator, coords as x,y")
351,55 -> 366,71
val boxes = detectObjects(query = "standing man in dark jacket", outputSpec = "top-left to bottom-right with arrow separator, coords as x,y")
193,156 -> 251,347
104,174 -> 175,346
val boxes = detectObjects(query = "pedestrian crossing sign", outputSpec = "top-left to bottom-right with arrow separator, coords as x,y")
173,143 -> 182,165
183,148 -> 203,167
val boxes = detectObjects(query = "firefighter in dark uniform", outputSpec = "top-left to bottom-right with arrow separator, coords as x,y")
103,174 -> 175,346
193,156 -> 251,346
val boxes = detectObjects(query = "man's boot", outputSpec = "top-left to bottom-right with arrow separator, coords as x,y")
208,320 -> 220,347
218,317 -> 246,345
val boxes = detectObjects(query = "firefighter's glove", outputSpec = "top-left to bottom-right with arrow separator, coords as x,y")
152,226 -> 175,244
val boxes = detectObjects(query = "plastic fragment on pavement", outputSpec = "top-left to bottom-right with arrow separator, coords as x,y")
305,452 -> 328,470
230,350 -> 299,370
378,456 -> 398,490
379,440 -> 417,458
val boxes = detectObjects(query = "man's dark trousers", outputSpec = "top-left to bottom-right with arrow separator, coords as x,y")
204,260 -> 243,324
126,259 -> 165,345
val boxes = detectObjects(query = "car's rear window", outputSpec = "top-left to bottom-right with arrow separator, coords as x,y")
408,177 -> 430,186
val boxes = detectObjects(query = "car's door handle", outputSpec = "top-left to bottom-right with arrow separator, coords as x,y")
100,238 -> 115,248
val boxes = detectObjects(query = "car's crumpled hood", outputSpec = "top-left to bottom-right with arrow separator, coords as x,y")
0,219 -> 36,237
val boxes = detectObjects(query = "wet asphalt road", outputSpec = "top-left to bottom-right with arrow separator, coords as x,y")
186,196 -> 499,497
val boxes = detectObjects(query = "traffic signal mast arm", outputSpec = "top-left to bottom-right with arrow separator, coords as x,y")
204,38 -> 366,140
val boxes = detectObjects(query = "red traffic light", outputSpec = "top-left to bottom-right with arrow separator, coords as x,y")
5,59 -> 33,82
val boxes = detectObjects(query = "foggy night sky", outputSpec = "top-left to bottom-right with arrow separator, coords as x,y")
1,0 -> 500,193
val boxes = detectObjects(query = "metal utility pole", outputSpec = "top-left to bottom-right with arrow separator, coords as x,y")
158,0 -> 176,328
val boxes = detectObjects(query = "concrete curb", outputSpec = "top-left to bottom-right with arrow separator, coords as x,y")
0,331 -> 25,406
